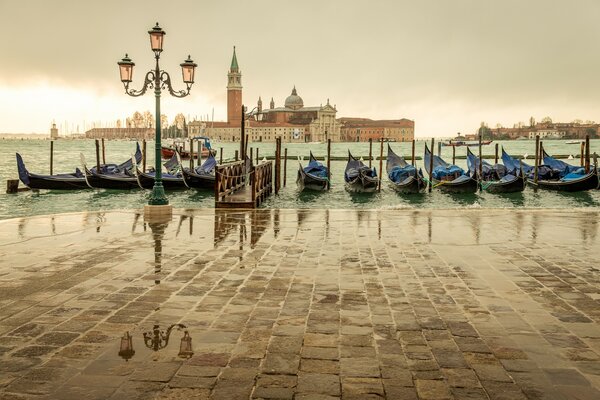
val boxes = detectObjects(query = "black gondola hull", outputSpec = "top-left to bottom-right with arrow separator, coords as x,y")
297,168 -> 328,191
137,172 -> 188,190
85,173 -> 140,190
484,174 -> 526,194
432,177 -> 478,193
22,175 -> 89,190
182,169 -> 215,189
528,170 -> 599,192
345,176 -> 378,193
389,176 -> 426,194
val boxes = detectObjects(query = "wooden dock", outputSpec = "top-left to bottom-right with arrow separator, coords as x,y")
215,160 -> 274,209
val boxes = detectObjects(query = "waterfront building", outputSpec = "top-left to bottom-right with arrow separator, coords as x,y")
489,121 -> 599,140
338,118 -> 415,142
85,127 -> 154,140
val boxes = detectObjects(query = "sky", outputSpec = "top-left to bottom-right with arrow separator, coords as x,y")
1,0 -> 599,137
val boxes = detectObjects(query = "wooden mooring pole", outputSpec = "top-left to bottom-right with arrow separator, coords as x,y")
95,139 -> 101,173
256,148 -> 260,164
494,143 -> 499,165
327,139 -> 331,190
235,150 -> 239,161
368,138 -> 373,167
101,138 -> 106,164
283,148 -> 288,187
189,138 -> 194,169
478,128 -> 483,192
142,140 -> 147,172
378,138 -> 383,192
585,134 -> 590,173
580,141 -> 585,167
428,138 -> 434,192
452,145 -> 456,165
534,135 -> 540,185
50,140 -> 54,175
437,141 -> 442,157
275,138 -> 281,194
219,147 -> 223,164
411,139 -> 416,166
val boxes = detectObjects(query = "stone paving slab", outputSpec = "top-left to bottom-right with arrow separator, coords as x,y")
0,208 -> 599,399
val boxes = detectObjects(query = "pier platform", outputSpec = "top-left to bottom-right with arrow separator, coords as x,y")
0,209 -> 599,399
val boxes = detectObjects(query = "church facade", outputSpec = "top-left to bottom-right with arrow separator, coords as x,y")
188,48 -> 340,143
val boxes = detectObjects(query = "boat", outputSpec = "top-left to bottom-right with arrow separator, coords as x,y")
297,152 -> 329,191
386,144 -> 425,194
16,153 -> 88,190
15,142 -> 142,191
424,144 -> 478,193
161,136 -> 216,160
136,152 -> 189,190
81,143 -> 143,190
535,147 -> 598,192
466,148 -> 525,193
344,151 -> 378,193
182,153 -> 217,189
441,140 -> 493,147
565,140 -> 584,144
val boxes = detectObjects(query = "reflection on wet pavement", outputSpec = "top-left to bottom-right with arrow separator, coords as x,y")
0,209 -> 599,399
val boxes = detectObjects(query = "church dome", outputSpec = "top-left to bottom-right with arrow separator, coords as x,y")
284,86 -> 304,110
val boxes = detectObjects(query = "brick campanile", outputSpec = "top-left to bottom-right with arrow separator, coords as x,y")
227,46 -> 242,125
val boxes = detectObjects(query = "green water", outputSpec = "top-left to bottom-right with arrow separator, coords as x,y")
1,138 -> 599,220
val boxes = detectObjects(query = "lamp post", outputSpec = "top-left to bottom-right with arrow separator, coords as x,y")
118,23 -> 197,211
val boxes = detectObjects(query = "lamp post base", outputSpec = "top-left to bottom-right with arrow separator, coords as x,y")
144,204 -> 172,223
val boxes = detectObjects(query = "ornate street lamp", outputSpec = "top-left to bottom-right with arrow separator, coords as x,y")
118,23 -> 197,208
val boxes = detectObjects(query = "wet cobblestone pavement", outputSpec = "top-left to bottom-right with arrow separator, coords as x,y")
0,209 -> 599,400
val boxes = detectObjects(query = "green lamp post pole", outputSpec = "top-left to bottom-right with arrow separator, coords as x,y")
118,23 -> 197,206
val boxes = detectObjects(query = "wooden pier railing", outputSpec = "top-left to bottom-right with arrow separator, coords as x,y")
252,161 -> 273,207
215,160 -> 273,209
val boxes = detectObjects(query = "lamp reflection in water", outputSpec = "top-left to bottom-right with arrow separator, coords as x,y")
118,331 -> 135,361
148,221 -> 168,284
118,324 -> 193,361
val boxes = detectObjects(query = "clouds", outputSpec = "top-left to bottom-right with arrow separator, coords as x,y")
1,0 -> 599,135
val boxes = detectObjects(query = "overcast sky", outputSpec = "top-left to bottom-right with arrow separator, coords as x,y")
1,0 -> 599,136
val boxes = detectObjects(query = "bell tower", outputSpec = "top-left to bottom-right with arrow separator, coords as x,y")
227,46 -> 242,125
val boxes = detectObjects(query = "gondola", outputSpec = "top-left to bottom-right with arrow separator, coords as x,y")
16,153 -> 88,190
182,153 -> 217,189
536,148 -> 598,192
297,152 -> 329,191
136,152 -> 189,190
466,148 -> 525,193
344,151 -> 378,193
15,143 -> 142,191
386,144 -> 425,194
81,144 -> 143,190
424,144 -> 478,193
502,148 -> 599,192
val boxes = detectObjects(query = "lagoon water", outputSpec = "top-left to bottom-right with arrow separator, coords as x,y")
1,138 -> 599,220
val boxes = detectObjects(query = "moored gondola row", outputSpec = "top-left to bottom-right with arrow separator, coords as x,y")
15,137 -> 600,196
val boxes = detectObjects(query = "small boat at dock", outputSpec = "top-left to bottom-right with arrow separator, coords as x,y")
386,144 -> 425,194
297,152 -> 329,191
466,148 -> 525,193
424,144 -> 478,193
344,151 -> 378,193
